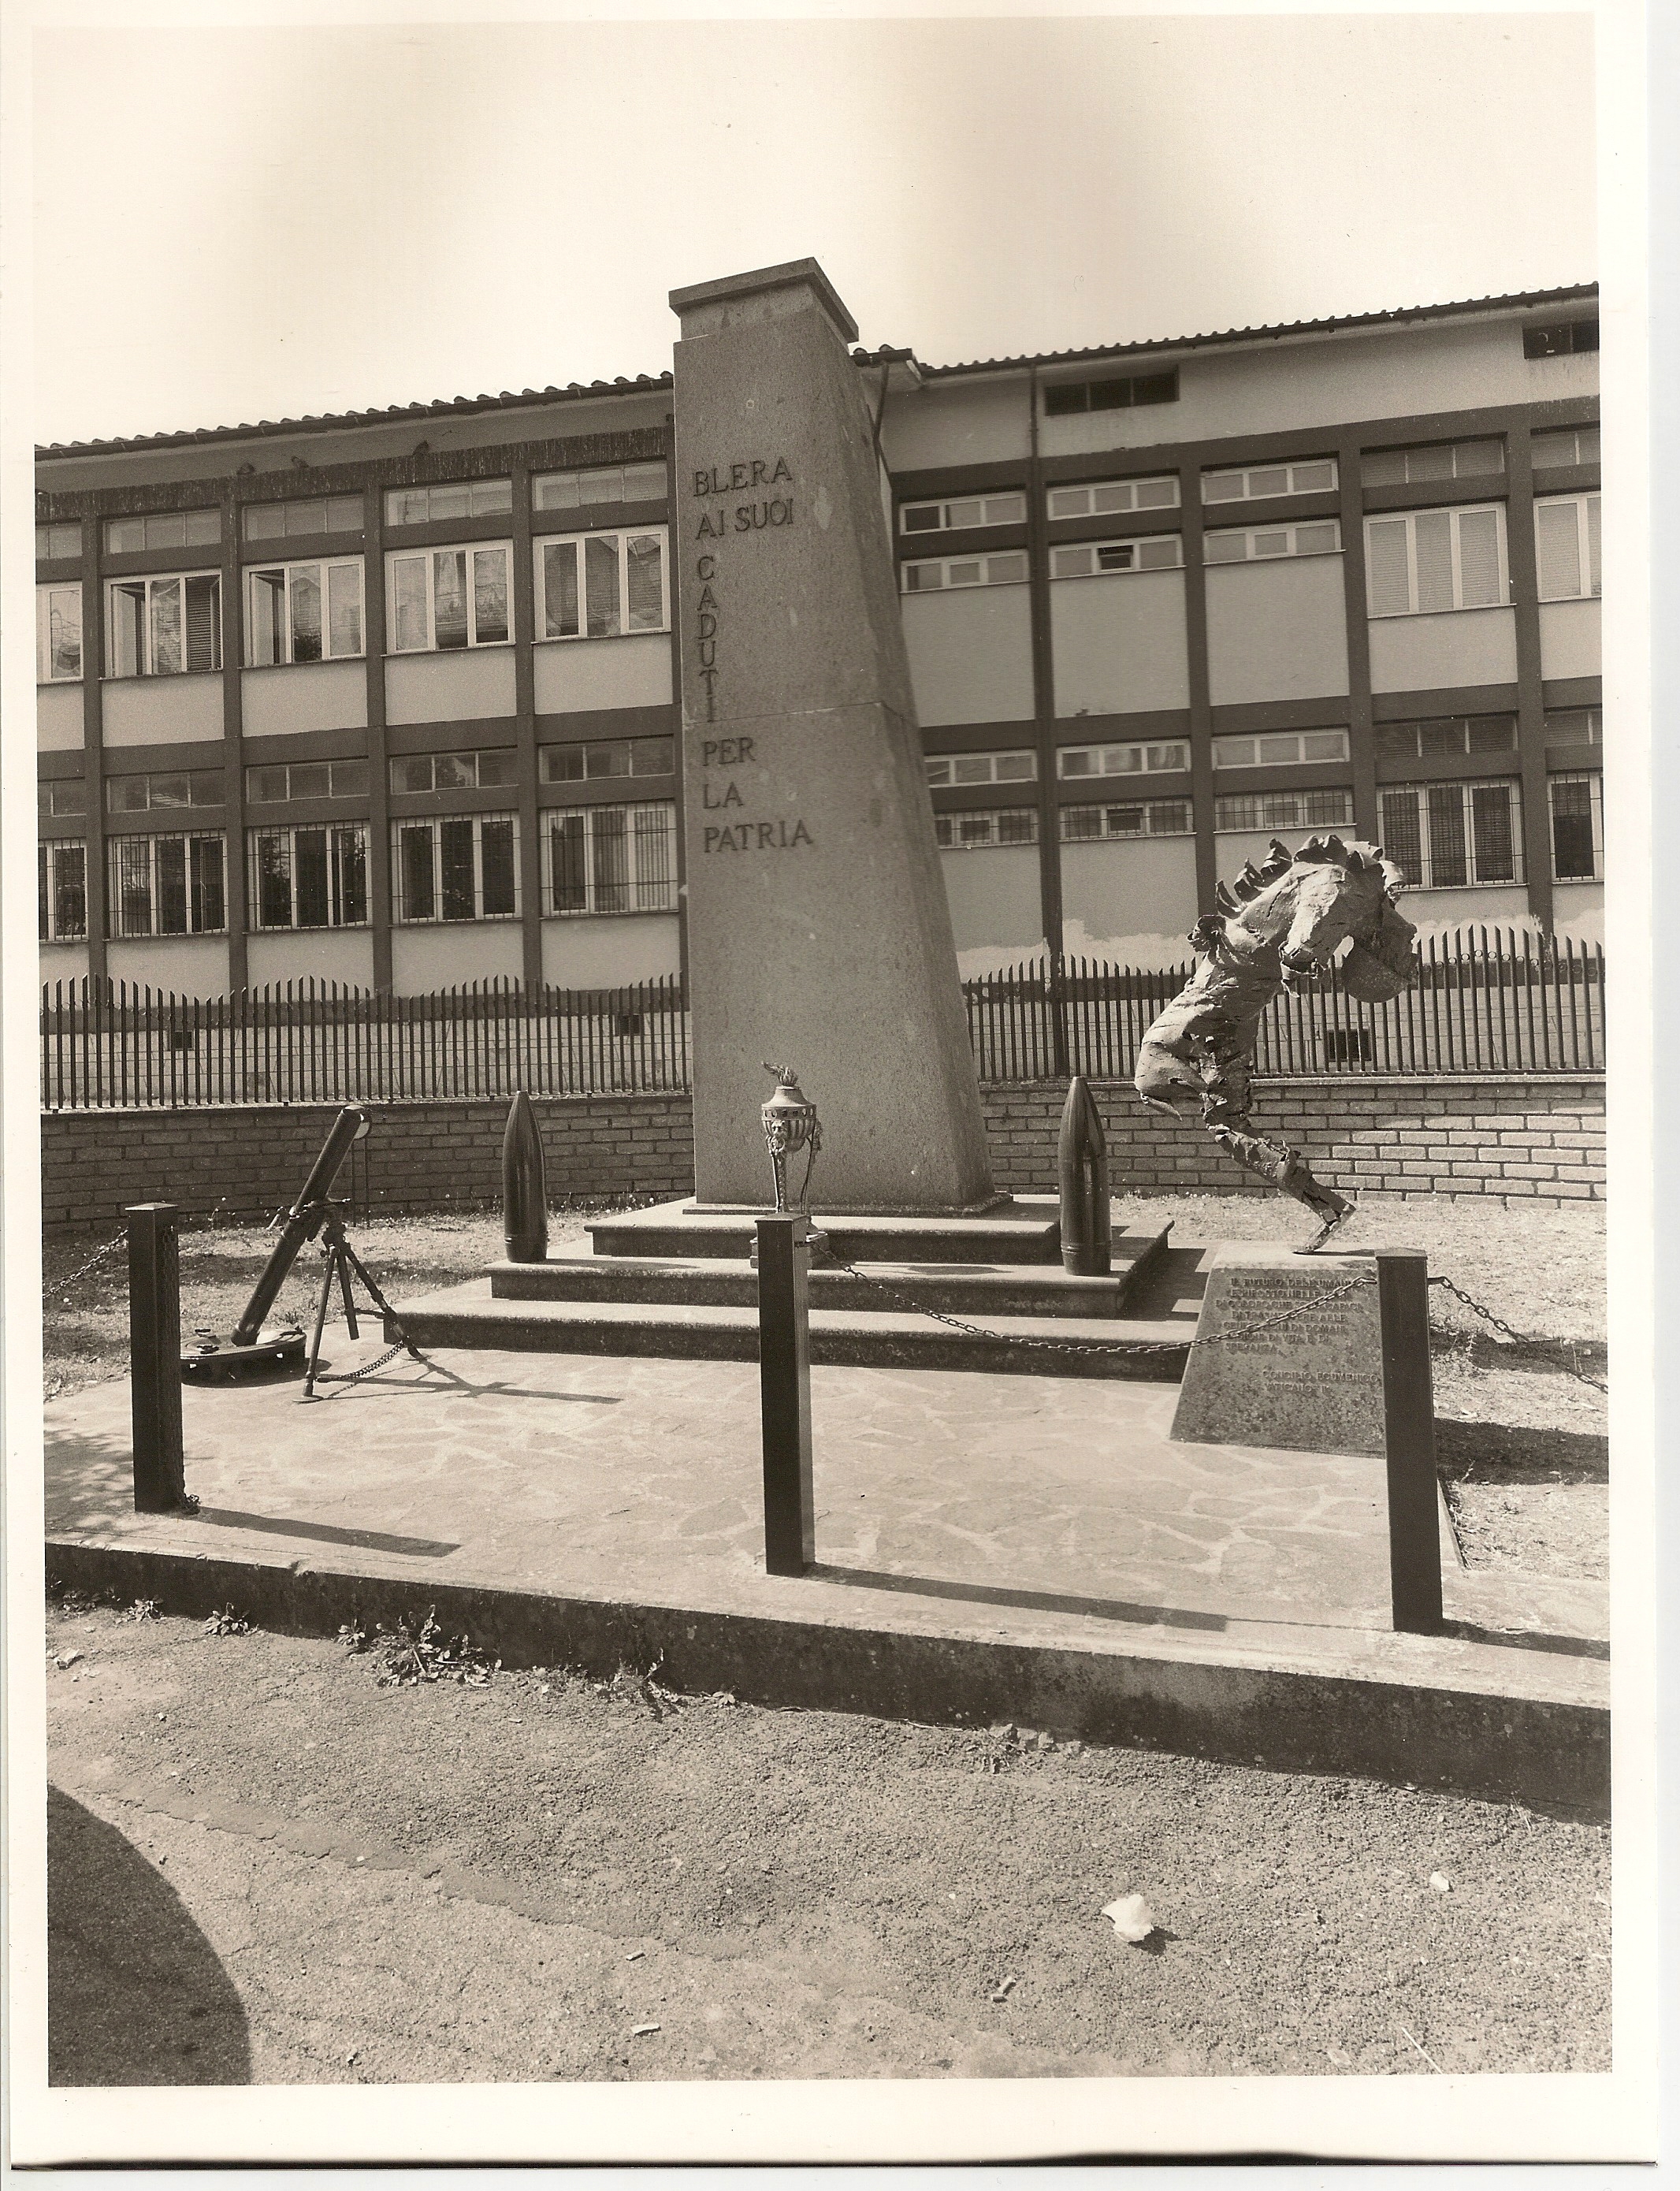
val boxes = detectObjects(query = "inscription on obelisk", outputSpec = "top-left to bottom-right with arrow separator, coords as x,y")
669,259 -> 996,1213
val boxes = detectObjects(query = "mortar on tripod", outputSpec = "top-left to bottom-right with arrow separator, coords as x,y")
182,1105 -> 378,1384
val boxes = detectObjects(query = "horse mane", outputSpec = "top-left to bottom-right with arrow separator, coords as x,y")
1212,834 -> 1396,917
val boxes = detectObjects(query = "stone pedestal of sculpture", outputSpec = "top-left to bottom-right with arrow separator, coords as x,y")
669,259 -> 996,1215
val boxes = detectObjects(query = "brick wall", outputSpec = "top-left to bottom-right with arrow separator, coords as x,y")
39,1075 -> 1603,1237
981,1076 -> 1606,1206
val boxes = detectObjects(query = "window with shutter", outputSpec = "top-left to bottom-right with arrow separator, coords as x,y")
1537,501 -> 1582,598
1414,512 -> 1455,615
1456,510 -> 1502,608
1380,791 -> 1423,884
1366,520 -> 1411,617
1365,506 -> 1507,616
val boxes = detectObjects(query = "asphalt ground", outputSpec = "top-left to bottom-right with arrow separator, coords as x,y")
45,1598 -> 1610,2089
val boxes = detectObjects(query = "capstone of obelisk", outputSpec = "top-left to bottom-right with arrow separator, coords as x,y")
669,259 -> 996,1212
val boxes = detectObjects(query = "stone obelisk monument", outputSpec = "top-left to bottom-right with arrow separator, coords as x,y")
670,259 -> 997,1213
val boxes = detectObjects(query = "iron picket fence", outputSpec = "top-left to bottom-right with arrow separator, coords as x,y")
961,927 -> 1604,1085
39,973 -> 693,1112
39,929 -> 1603,1110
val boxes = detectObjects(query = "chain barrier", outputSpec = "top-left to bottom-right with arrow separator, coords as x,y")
826,1257 -> 1377,1359
308,1335 -> 418,1389
1427,1273 -> 1607,1394
52,1233 -> 127,1293
826,1253 -> 1608,1392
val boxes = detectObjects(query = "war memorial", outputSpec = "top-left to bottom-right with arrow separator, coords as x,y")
43,264 -> 1608,1816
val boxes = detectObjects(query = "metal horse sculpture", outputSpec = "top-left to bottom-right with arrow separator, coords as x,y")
1135,834 -> 1420,1250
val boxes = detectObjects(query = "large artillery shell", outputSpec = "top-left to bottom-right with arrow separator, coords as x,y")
1057,1074 -> 1112,1277
501,1091 -> 549,1264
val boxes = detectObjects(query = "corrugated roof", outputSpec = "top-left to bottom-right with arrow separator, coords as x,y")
38,284 -> 1595,459
36,372 -> 674,461
853,283 -> 1600,378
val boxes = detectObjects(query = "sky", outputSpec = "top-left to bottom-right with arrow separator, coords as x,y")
28,10 -> 1596,447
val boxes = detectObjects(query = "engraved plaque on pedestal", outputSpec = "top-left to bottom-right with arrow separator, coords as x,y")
1171,1244 -> 1385,1456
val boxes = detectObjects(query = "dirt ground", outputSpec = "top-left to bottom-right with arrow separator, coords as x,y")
45,1598 -> 1611,2089
41,1193 -> 1608,1580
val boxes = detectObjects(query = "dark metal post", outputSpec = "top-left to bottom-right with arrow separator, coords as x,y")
756,1214 -> 815,1576
1377,1251 -> 1444,1634
127,1203 -> 187,1512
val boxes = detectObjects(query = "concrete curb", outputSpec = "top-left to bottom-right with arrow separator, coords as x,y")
46,1535 -> 1609,1821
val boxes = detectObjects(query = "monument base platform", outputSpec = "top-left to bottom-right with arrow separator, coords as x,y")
43,1337 -> 1608,1813
389,1195 -> 1188,1378
590,1196 -> 1062,1265
682,1194 -> 1017,1220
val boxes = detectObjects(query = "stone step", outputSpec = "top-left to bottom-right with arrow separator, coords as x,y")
585,1195 -> 1065,1267
487,1227 -> 1169,1321
391,1279 -> 1191,1382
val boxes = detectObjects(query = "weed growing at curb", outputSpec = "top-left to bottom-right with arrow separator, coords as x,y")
340,1607 -> 501,1688
203,1605 -> 251,1637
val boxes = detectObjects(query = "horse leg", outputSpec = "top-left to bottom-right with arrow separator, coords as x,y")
1193,1043 -> 1354,1246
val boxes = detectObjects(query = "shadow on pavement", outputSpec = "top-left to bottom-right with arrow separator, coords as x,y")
48,1785 -> 251,2085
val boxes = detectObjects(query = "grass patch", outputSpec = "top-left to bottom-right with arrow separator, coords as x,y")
42,1209 -> 599,1400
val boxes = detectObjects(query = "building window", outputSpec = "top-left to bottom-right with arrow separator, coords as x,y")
1059,798 -> 1191,841
386,543 -> 512,652
1362,439 -> 1504,487
1375,716 -> 1517,762
107,833 -> 226,937
246,557 -> 364,666
925,750 -> 1037,788
392,813 -> 519,923
1058,739 -> 1188,779
243,495 -> 364,541
1214,729 -> 1350,769
36,522 -> 81,560
1214,788 -> 1355,833
105,509 -> 221,555
534,462 -> 668,514
901,551 -> 1028,593
1548,773 -> 1604,882
1524,319 -> 1598,359
248,824 -> 370,930
106,768 -> 224,813
36,584 -> 82,681
1203,519 -> 1341,564
536,530 -> 667,639
246,758 -> 370,804
390,748 -> 518,794
1202,458 -> 1338,503
1535,493 -> 1602,601
934,808 -> 1039,850
1544,707 -> 1602,749
385,479 -> 512,526
900,492 -> 1026,534
39,841 -> 87,941
1364,506 -> 1507,617
38,778 -> 87,818
541,736 -> 675,783
106,572 -> 222,675
1531,425 -> 1600,471
1043,369 -> 1178,416
547,803 -> 676,914
1378,781 -> 1524,889
1050,535 -> 1183,578
1048,475 -> 1179,520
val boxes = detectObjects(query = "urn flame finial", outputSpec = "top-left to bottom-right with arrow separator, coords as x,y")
760,1062 -> 822,1216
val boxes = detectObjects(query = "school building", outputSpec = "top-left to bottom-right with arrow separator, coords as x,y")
35,281 -> 1601,997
